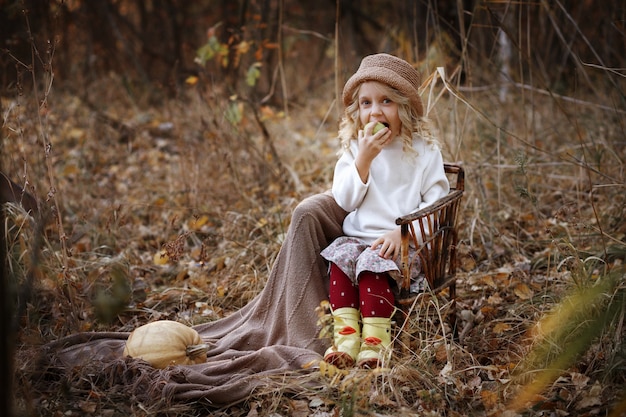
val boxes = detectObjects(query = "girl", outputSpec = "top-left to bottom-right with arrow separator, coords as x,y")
322,53 -> 450,369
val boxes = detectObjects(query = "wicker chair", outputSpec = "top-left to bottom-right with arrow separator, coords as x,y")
395,163 -> 465,334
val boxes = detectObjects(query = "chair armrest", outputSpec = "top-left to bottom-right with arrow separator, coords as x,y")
395,190 -> 464,225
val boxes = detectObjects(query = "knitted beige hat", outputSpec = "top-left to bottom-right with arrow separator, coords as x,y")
342,53 -> 424,117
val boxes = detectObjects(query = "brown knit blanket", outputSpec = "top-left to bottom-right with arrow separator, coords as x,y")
41,192 -> 347,406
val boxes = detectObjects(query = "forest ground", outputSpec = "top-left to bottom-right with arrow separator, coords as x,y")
3,65 -> 626,416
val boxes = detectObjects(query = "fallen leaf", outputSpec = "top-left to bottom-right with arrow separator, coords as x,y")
481,305 -> 497,318
439,361 -> 453,378
435,342 -> 448,363
514,283 -> 534,300
493,322 -> 511,334
571,372 -> 590,391
63,164 -> 79,175
576,381 -> 602,409
153,250 -> 169,265
467,375 -> 482,389
494,267 -> 512,280
68,127 -> 86,140
487,294 -> 504,305
188,214 -> 210,230
481,389 -> 499,409
79,400 -> 98,413
481,275 -> 497,288
289,399 -> 311,417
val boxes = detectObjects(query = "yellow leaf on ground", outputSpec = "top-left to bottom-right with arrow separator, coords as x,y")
63,164 -> 79,175
514,283 -> 534,300
260,105 -> 275,119
481,275 -> 497,288
493,322 -> 511,334
68,127 -> 85,141
153,250 -> 169,265
188,215 -> 210,230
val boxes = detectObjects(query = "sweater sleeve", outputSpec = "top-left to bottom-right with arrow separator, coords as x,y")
330,150 -> 369,212
418,147 -> 450,210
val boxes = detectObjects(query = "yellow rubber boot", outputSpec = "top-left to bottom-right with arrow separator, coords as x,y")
324,307 -> 360,369
356,316 -> 392,369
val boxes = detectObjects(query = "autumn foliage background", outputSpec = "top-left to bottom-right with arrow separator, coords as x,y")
1,0 -> 625,416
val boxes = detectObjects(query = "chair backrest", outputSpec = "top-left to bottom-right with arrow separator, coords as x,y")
444,163 -> 465,194
396,163 -> 464,293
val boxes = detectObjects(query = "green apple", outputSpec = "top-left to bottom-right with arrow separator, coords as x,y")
373,122 -> 386,134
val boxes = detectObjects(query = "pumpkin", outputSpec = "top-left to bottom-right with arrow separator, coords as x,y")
123,320 -> 209,368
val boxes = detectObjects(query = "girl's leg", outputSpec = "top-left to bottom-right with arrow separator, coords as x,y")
325,263 -> 360,368
357,272 -> 395,368
358,272 -> 395,318
328,263 -> 358,309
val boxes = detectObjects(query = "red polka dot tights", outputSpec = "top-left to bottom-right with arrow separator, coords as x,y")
328,263 -> 395,318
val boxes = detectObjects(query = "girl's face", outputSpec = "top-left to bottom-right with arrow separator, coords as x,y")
357,81 -> 401,138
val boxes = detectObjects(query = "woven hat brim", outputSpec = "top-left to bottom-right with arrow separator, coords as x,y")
342,67 -> 424,117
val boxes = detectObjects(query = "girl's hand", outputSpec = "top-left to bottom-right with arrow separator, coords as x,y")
357,122 -> 391,163
355,122 -> 391,183
370,227 -> 402,260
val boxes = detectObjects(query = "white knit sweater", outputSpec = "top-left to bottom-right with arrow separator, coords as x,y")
331,136 -> 450,244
